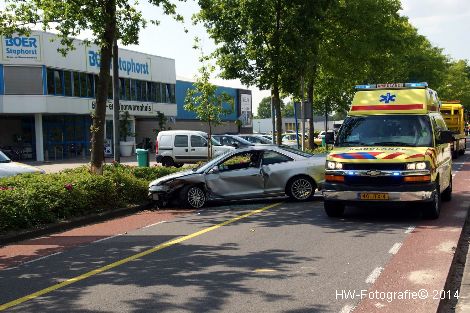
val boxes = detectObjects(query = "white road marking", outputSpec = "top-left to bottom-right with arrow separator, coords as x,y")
339,304 -> 355,313
142,220 -> 167,229
366,267 -> 384,284
405,226 -> 415,234
92,234 -> 121,243
20,252 -> 63,265
388,242 -> 402,255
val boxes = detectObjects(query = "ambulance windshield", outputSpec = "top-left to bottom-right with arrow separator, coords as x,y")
336,115 -> 433,147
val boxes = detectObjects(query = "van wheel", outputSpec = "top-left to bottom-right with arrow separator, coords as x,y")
324,201 -> 345,217
161,157 -> 175,167
181,185 -> 206,209
442,175 -> 452,202
174,163 -> 184,168
287,176 -> 315,201
423,183 -> 441,219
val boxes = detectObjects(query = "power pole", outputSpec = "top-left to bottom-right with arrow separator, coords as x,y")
271,94 -> 276,144
112,38 -> 120,162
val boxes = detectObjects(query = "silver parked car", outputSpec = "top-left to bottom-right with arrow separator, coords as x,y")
149,145 -> 326,208
0,150 -> 45,178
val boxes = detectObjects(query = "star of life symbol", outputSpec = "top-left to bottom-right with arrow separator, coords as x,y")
379,92 -> 396,104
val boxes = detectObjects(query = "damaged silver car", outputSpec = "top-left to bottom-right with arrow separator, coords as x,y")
148,145 -> 326,208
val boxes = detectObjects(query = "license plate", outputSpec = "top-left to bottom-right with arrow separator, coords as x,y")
359,193 -> 389,200
152,194 -> 159,201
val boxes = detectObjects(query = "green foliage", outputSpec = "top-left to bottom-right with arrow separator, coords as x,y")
0,165 -> 182,233
119,111 -> 135,141
437,60 -> 470,111
257,97 -> 286,119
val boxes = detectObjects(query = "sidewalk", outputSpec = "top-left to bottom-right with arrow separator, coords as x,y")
24,156 -> 160,173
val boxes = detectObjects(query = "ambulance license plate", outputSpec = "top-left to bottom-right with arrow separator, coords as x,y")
359,193 -> 389,200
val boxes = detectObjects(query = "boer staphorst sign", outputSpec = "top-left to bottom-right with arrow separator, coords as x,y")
2,35 -> 42,62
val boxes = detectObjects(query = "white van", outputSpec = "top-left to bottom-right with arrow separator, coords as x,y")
155,130 -> 234,167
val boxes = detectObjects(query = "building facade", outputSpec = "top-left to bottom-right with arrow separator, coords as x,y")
0,31 -> 177,161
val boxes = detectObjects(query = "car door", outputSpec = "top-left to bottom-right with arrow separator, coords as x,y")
261,150 -> 294,194
205,151 -> 264,199
173,134 -> 190,162
190,135 -> 209,161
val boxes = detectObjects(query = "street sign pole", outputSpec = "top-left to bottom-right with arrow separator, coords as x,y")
112,38 -> 120,162
271,95 -> 276,144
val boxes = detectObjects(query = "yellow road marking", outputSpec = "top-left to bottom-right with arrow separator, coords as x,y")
253,269 -> 278,273
0,202 -> 282,311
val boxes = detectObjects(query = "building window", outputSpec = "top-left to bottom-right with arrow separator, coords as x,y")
79,73 -> 87,97
169,84 -> 176,103
73,72 -> 80,97
64,71 -> 72,96
130,79 -> 136,101
94,74 -> 99,98
87,74 -> 94,98
142,81 -> 148,102
150,82 -> 156,102
54,70 -> 63,95
156,83 -> 162,103
47,68 -> 55,95
119,78 -> 125,100
125,78 -> 131,101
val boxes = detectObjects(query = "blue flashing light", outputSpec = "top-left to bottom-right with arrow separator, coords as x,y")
355,84 -> 376,90
405,82 -> 428,88
347,171 -> 355,176
393,172 -> 400,176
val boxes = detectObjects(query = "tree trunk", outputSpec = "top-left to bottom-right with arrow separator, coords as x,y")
273,84 -> 283,145
208,120 -> 212,159
90,0 -> 116,174
307,81 -> 315,149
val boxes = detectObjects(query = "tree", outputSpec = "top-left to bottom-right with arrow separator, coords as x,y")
1,0 -> 183,174
437,60 -> 470,111
257,96 -> 286,118
282,102 -> 295,117
197,0 -> 332,145
184,46 -> 234,159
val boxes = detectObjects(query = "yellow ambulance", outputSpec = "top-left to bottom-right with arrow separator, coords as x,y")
323,82 -> 453,219
440,100 -> 466,158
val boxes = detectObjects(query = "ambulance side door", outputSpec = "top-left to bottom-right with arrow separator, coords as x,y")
432,114 -> 452,191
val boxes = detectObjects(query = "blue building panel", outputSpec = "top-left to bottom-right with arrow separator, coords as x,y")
0,64 -> 4,95
176,80 -> 238,121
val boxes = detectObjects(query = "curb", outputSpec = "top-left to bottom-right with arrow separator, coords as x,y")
0,202 -> 153,247
456,211 -> 470,313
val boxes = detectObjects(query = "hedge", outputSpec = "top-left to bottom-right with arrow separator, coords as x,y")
0,164 -> 183,233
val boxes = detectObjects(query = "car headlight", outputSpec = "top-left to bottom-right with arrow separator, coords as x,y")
327,161 -> 343,170
406,162 -> 427,170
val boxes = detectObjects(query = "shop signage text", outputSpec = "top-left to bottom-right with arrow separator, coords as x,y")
2,36 -> 41,60
91,101 -> 153,113
88,50 -> 150,76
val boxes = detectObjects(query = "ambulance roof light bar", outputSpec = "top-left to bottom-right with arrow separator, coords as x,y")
355,82 -> 428,90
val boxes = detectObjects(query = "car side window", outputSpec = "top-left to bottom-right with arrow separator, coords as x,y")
174,135 -> 188,147
159,135 -> 172,147
262,150 -> 293,165
218,152 -> 261,172
191,135 -> 207,147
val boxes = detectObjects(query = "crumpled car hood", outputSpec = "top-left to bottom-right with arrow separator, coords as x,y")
0,162 -> 44,178
149,169 -> 195,187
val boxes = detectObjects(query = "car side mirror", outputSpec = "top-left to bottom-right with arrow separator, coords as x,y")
325,132 -> 335,145
438,130 -> 453,144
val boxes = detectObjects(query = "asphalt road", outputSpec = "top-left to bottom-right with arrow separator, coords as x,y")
0,151 -> 468,313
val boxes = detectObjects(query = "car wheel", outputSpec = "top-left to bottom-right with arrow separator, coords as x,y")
161,156 -> 175,167
324,201 -> 345,217
287,176 -> 315,201
442,175 -> 452,202
181,185 -> 206,209
174,163 -> 184,168
423,183 -> 441,219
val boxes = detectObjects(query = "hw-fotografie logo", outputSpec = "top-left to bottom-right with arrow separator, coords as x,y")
88,51 -> 149,76
3,36 -> 39,58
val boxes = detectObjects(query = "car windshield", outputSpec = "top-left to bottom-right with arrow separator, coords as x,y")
336,115 -> 433,147
254,136 -> 272,144
0,151 -> 11,163
231,135 -> 253,145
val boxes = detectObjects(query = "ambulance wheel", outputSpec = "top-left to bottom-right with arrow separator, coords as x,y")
423,184 -> 441,219
442,175 -> 452,202
324,201 -> 345,218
